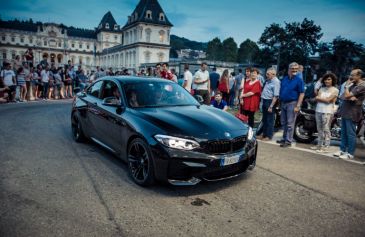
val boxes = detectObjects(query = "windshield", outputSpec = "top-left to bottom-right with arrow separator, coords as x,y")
123,81 -> 199,108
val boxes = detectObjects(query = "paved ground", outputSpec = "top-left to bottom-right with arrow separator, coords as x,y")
1,101 -> 365,237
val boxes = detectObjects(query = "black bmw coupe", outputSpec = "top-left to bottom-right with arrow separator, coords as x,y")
71,77 -> 257,186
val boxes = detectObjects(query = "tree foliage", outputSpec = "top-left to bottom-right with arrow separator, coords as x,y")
259,18 -> 323,71
222,37 -> 238,62
318,37 -> 364,81
237,39 -> 259,64
206,37 -> 223,61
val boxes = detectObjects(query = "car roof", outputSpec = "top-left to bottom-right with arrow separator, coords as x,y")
99,76 -> 172,84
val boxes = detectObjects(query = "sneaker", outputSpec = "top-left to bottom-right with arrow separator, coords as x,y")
256,135 -> 264,140
310,145 -> 320,150
276,139 -> 285,144
316,147 -> 329,153
280,142 -> 292,148
333,151 -> 344,157
339,153 -> 350,160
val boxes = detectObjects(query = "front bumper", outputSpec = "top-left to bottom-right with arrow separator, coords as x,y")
151,140 -> 257,185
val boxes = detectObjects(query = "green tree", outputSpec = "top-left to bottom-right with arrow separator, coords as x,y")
221,37 -> 238,62
259,19 -> 323,72
206,37 -> 223,60
237,39 -> 259,64
318,37 -> 364,79
256,47 -> 276,70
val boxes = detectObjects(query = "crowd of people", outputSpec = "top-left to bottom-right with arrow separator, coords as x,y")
0,51 -> 183,103
179,61 -> 364,160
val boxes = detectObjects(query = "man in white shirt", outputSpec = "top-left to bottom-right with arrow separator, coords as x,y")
41,66 -> 50,99
182,64 -> 193,93
193,62 -> 210,105
0,63 -> 16,101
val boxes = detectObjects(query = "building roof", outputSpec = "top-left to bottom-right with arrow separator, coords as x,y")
0,19 -> 97,39
66,27 -> 96,39
123,0 -> 173,29
0,19 -> 39,32
96,11 -> 121,33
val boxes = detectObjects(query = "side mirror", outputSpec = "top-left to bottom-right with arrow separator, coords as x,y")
76,91 -> 86,97
194,95 -> 204,104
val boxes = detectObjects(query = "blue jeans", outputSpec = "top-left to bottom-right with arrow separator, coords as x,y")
340,118 -> 357,155
262,99 -> 275,139
42,82 -> 49,99
280,101 -> 297,143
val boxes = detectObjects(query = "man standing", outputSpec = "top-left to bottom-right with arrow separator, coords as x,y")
0,63 -> 16,102
234,69 -> 244,105
182,64 -> 193,93
260,67 -> 281,141
160,63 -> 174,81
277,62 -> 305,147
334,69 -> 365,159
155,63 -> 161,77
41,66 -> 50,100
193,62 -> 210,105
209,67 -> 219,96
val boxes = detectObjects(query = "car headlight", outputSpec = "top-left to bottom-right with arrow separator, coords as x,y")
247,127 -> 254,140
154,135 -> 200,150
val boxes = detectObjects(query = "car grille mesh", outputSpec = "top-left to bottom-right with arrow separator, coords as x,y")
204,136 -> 246,154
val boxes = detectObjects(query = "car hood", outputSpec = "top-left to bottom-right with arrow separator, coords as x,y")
131,105 -> 248,140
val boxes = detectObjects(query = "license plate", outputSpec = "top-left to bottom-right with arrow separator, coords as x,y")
221,155 -> 240,166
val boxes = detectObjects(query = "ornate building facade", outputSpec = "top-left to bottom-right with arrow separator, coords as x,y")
0,0 -> 172,72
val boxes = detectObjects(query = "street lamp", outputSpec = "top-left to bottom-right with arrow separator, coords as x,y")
274,42 -> 281,75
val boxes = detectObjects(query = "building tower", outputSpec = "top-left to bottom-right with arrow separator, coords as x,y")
121,0 -> 173,68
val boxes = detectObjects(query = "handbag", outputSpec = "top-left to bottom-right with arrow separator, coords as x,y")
235,107 -> 248,123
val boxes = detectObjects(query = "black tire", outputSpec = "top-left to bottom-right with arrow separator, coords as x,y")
294,120 -> 315,143
71,114 -> 86,142
127,138 -> 155,186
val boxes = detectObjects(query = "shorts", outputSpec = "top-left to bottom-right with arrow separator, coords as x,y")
18,80 -> 26,87
8,85 -> 17,92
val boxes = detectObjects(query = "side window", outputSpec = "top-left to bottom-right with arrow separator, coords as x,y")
101,80 -> 119,99
87,81 -> 103,98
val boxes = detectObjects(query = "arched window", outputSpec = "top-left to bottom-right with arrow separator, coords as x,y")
114,24 -> 118,30
125,32 -> 129,44
105,23 -> 109,29
133,29 -> 137,42
144,51 -> 151,63
158,52 -> 164,62
159,30 -> 165,43
145,28 -> 151,43
146,10 -> 152,19
159,13 -> 165,21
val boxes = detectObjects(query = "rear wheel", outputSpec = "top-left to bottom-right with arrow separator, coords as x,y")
71,115 -> 86,142
294,120 -> 315,143
127,138 -> 155,186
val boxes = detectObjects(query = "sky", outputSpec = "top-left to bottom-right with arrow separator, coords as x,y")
1,0 -> 365,45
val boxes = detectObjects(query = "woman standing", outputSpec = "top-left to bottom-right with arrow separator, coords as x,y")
64,67 -> 73,98
218,69 -> 230,101
311,73 -> 339,153
17,67 -> 27,102
240,68 -> 262,128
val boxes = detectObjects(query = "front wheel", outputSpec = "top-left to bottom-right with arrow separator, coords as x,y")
294,120 -> 315,143
71,115 -> 86,142
127,138 -> 155,186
